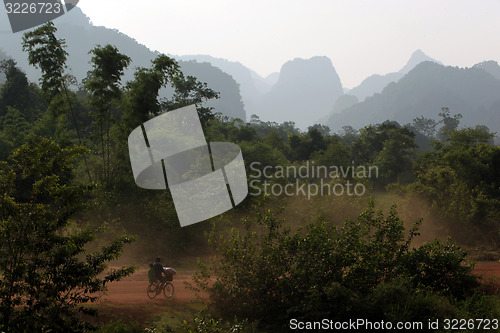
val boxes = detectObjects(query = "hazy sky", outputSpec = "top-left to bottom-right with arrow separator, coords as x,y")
5,0 -> 500,88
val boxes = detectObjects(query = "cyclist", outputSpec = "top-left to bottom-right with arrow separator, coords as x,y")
147,259 -> 175,299
152,257 -> 166,283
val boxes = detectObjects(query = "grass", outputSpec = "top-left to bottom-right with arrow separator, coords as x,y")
85,297 -> 206,331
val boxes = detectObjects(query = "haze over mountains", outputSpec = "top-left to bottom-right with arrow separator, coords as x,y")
327,61 -> 500,134
346,50 -> 442,103
250,56 -> 343,128
0,8 -> 246,120
1,7 -> 499,137
178,55 -> 344,128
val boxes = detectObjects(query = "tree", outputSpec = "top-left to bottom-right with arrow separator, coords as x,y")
163,73 -> 220,129
374,127 -> 418,184
352,121 -> 418,184
340,125 -> 358,146
438,107 -> 462,141
239,141 -> 288,176
22,22 -> 91,181
22,23 -> 67,104
116,54 -> 219,187
1,106 -> 31,146
122,53 -> 218,134
412,115 -> 437,139
352,123 -> 389,164
287,128 -> 328,162
0,59 -> 45,123
310,137 -> 351,169
85,44 -> 131,184
264,129 -> 286,151
413,126 -> 500,243
0,138 -> 135,332
308,124 -> 331,136
122,54 -> 183,131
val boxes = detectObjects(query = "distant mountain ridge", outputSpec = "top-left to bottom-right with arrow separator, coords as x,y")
345,50 -> 442,103
248,56 -> 344,129
178,55 -> 345,129
473,60 -> 500,80
0,8 -> 246,120
326,61 -> 500,136
399,49 -> 441,73
177,55 -> 272,109
263,72 -> 280,86
1,8 -> 499,133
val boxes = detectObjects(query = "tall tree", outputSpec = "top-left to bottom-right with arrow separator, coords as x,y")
22,22 -> 91,181
123,54 -> 219,132
412,115 -> 437,139
22,23 -> 66,104
122,54 -> 182,131
85,44 -> 131,183
437,107 -> 462,141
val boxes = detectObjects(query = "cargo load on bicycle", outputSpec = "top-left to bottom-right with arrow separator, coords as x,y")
163,267 -> 176,281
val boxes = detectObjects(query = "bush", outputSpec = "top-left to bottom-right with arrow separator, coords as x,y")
189,200 -> 497,331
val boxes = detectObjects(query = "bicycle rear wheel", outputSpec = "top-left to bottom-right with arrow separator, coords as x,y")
147,284 -> 157,299
163,282 -> 174,298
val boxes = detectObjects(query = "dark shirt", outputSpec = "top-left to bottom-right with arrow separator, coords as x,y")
153,262 -> 163,279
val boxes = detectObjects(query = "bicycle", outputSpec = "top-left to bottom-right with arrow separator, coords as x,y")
147,281 -> 174,299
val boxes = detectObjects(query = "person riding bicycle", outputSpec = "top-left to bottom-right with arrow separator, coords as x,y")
152,257 -> 167,284
147,259 -> 175,299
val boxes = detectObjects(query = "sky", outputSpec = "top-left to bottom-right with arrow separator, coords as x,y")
4,0 -> 500,88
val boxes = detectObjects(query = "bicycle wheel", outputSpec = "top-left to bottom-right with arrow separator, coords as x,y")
147,283 -> 157,299
163,282 -> 174,298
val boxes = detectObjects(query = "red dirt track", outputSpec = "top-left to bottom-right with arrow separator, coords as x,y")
84,269 -> 201,327
98,269 -> 197,305
86,263 -> 500,327
98,263 -> 500,305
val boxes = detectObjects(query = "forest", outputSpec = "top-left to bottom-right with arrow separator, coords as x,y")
0,23 -> 499,332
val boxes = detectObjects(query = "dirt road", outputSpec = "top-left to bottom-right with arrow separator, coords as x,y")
88,262 -> 500,327
99,262 -> 500,305
98,269 -> 198,305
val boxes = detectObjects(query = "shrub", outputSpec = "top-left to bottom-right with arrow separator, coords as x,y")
189,200 -> 496,331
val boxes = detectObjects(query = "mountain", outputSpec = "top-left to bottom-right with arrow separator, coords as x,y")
0,8 -> 245,120
346,72 -> 404,104
346,50 -> 441,102
326,61 -> 500,136
263,72 -> 280,86
249,56 -> 343,129
399,49 -> 440,74
178,55 -> 271,110
473,60 -> 500,80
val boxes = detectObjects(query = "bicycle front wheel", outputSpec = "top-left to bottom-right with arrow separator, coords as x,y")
163,282 -> 174,298
147,284 -> 157,299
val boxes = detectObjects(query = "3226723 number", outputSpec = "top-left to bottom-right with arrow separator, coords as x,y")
5,2 -> 62,15
443,319 -> 499,330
